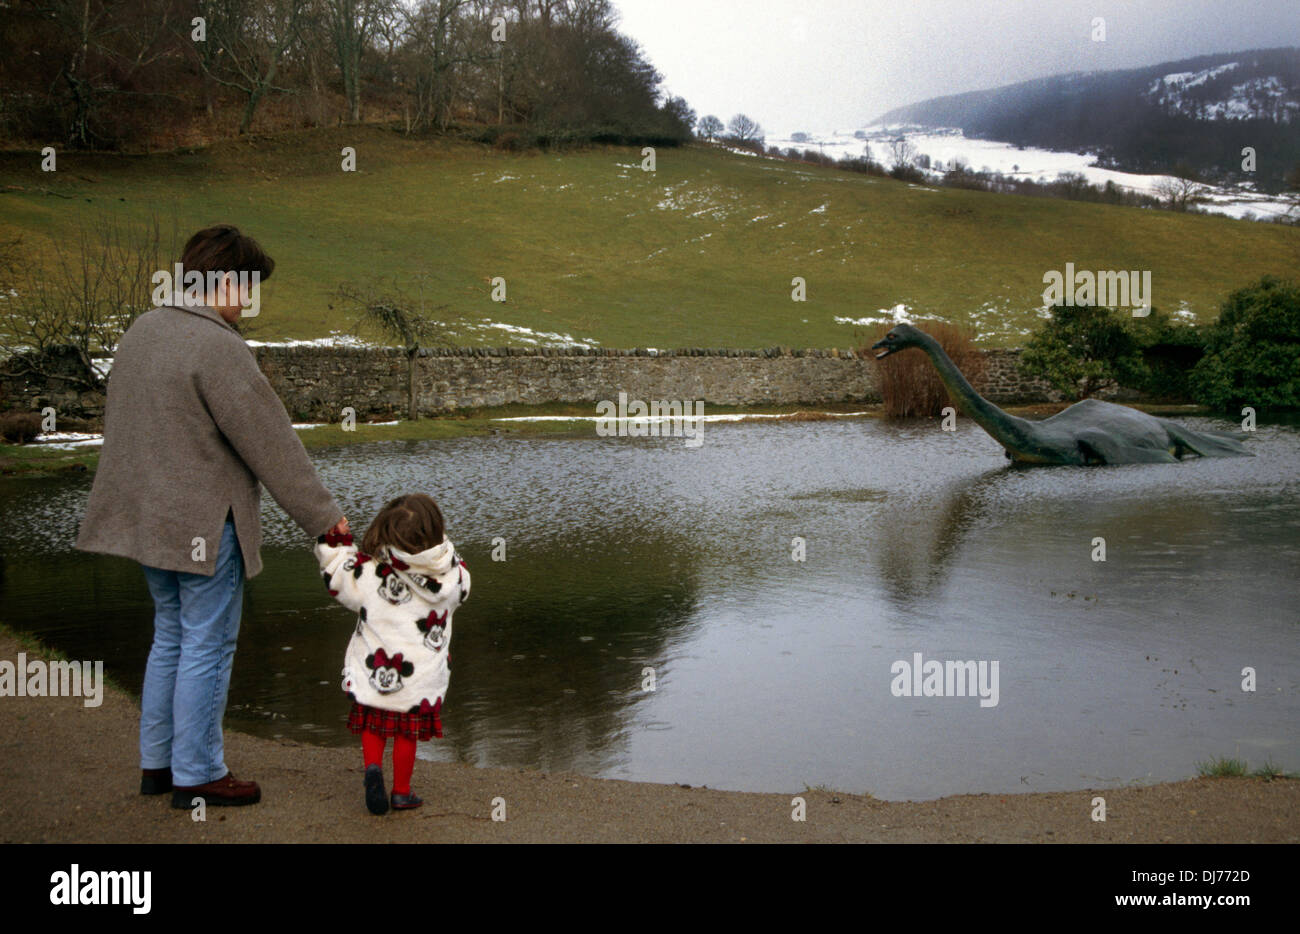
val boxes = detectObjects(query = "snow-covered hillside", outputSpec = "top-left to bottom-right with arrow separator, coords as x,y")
869,48 -> 1300,191
766,126 -> 1297,222
1146,61 -> 1299,122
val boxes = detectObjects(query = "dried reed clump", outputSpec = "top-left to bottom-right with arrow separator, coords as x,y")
0,411 -> 43,444
861,320 -> 986,418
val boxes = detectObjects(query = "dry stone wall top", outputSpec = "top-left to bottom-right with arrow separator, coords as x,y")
2,345 -> 1065,421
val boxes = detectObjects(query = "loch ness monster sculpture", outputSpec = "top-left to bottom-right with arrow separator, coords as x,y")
870,324 -> 1253,465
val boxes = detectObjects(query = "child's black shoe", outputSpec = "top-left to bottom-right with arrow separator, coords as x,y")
364,764 -> 389,815
390,791 -> 422,810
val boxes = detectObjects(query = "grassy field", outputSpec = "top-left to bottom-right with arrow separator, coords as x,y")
1,125 -> 1297,349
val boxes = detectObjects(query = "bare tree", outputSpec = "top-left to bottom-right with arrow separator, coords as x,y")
697,114 -> 723,141
399,0 -> 479,131
727,113 -> 763,144
1154,164 -> 1210,212
889,136 -> 917,168
325,0 -> 394,123
37,0 -> 184,147
0,212 -> 179,391
199,0 -> 309,134
333,276 -> 460,420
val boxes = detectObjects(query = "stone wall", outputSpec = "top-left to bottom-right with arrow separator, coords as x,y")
980,349 -> 1062,403
1,344 -> 1075,423
257,345 -> 884,421
0,346 -> 107,423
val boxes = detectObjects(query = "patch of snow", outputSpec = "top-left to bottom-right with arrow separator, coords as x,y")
460,320 -> 599,348
30,431 -> 103,449
828,123 -> 1300,221
834,303 -> 913,327
1150,62 -> 1239,95
293,420 -> 397,427
245,332 -> 377,349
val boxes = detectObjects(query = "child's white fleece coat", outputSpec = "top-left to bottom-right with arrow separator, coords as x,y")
315,533 -> 470,714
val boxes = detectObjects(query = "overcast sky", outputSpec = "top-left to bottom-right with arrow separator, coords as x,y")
611,0 -> 1300,136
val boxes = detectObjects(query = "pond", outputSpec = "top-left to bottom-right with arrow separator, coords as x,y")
1,413 -> 1296,800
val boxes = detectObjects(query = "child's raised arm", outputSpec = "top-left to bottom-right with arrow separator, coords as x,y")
314,530 -> 370,613
455,552 -> 471,605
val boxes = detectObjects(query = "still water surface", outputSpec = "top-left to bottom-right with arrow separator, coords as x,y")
1,415 -> 1296,800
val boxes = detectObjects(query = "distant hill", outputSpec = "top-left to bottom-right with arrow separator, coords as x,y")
875,47 -> 1300,190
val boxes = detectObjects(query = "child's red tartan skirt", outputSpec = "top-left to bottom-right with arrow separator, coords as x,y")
347,700 -> 442,740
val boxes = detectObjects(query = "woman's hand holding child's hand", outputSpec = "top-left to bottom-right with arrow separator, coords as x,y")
320,515 -> 352,546
316,519 -> 364,611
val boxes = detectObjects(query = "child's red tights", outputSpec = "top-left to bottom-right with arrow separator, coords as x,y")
362,730 -> 417,795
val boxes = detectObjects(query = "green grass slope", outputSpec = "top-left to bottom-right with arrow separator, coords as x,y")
1,126 -> 1296,349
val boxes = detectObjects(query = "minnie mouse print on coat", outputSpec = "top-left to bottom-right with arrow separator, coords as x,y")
315,529 -> 470,716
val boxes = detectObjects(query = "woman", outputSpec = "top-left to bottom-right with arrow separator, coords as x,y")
76,225 -> 349,809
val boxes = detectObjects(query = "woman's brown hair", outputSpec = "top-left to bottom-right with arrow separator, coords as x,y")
180,224 -> 275,280
362,493 -> 446,555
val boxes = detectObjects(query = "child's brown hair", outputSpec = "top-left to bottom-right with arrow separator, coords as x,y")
362,493 -> 446,555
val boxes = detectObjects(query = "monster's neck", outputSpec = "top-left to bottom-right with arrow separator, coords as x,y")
916,334 -> 1034,453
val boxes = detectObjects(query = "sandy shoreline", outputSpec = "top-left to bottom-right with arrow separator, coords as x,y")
1,631 -> 1295,843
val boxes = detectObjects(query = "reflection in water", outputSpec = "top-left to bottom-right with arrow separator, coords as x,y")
429,525 -> 700,774
872,466 -> 1008,607
0,415 -> 1296,799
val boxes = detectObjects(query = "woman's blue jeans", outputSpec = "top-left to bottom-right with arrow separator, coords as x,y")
139,517 -> 244,787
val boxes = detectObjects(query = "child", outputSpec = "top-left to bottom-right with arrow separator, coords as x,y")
315,493 -> 470,815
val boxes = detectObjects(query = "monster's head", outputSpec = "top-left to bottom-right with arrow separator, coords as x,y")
869,324 -> 927,360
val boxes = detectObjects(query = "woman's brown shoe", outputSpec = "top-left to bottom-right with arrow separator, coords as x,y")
170,771 -> 261,809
